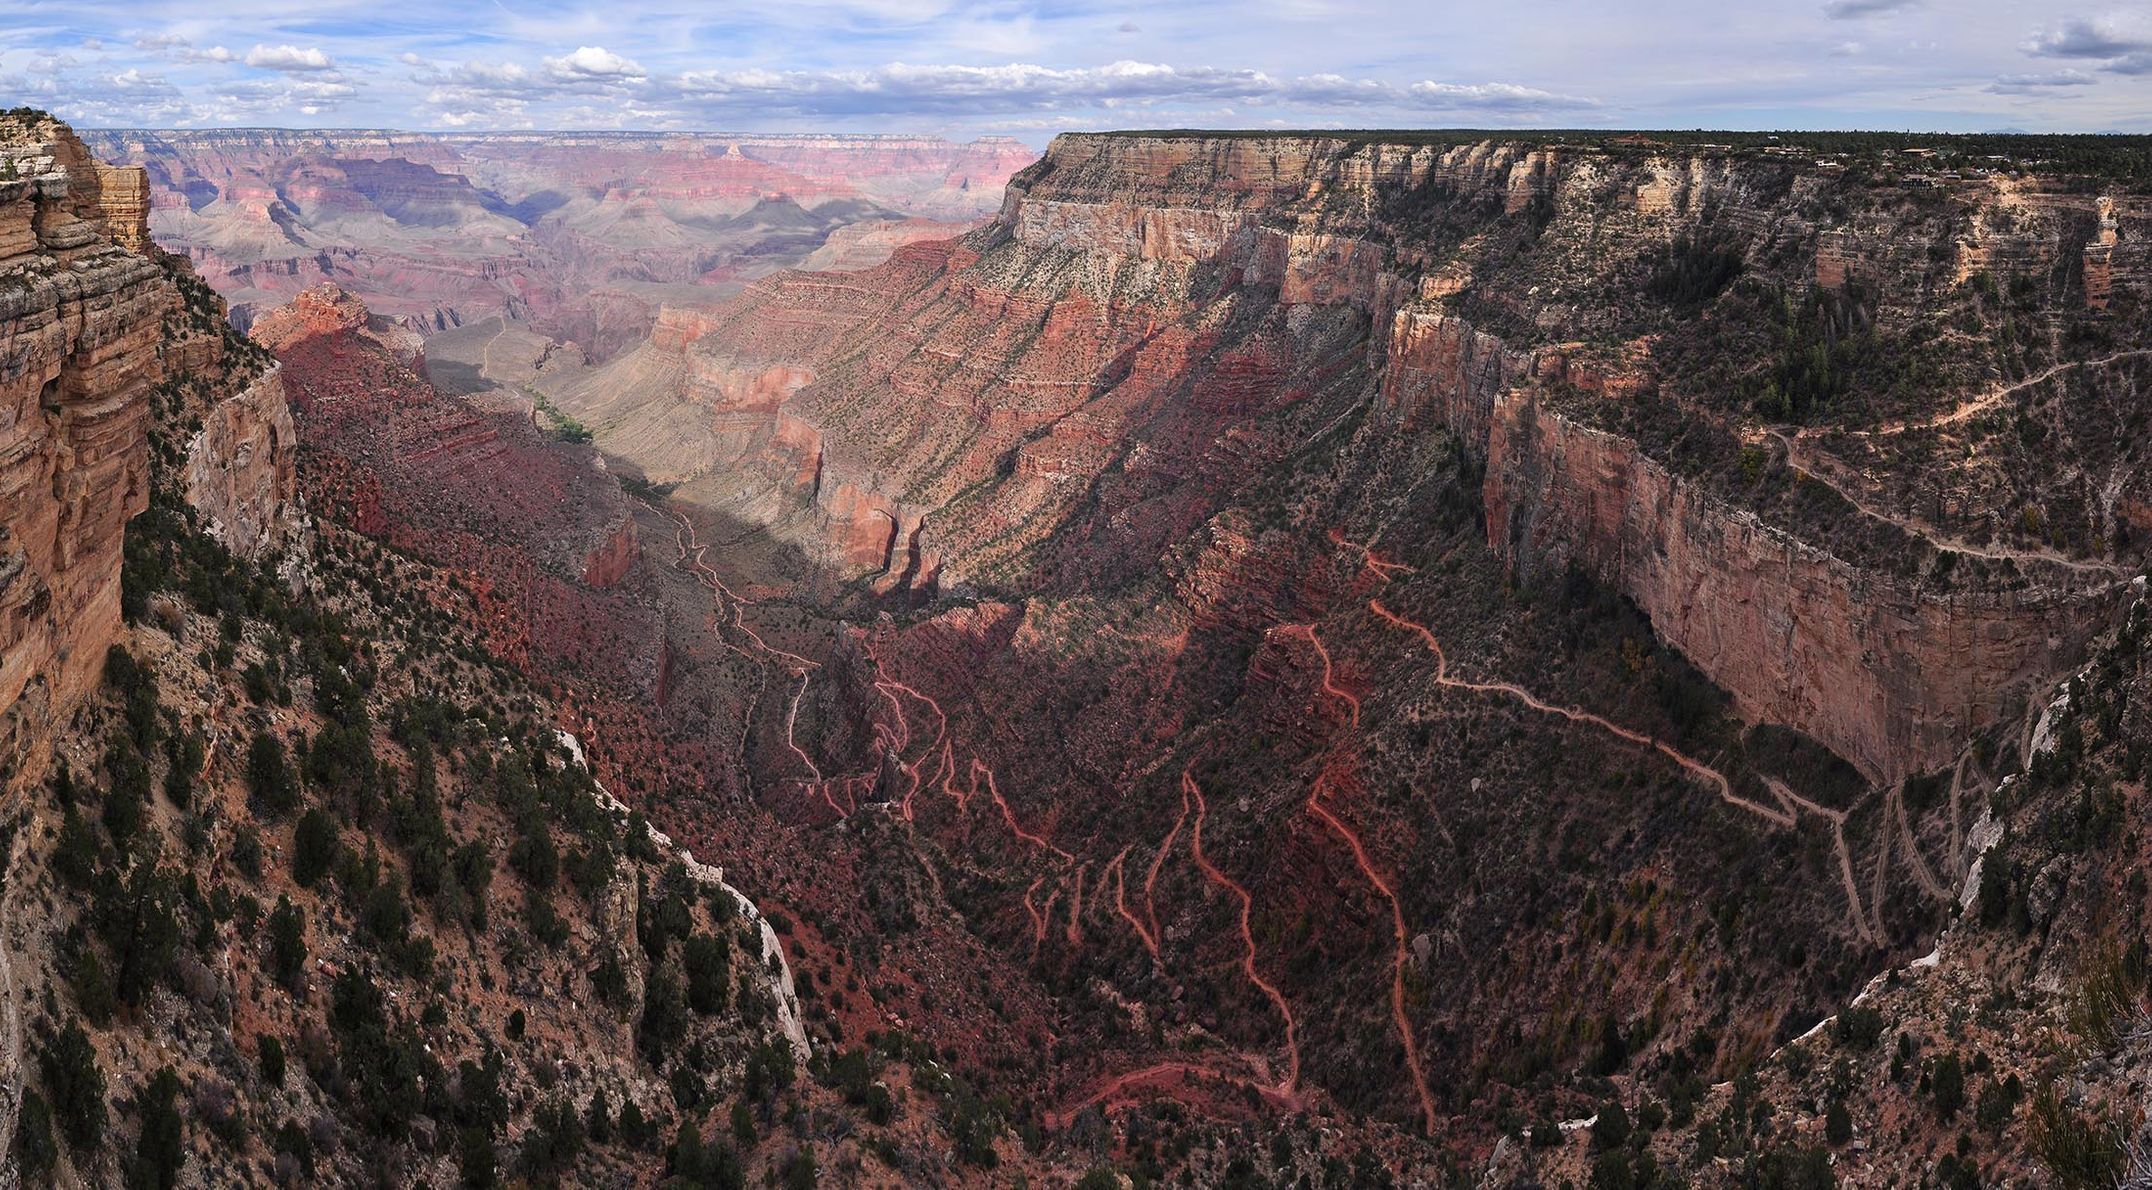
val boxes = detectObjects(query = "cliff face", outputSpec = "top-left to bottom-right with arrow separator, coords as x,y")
178,369 -> 299,555
0,113 -> 303,777
72,124 -> 2149,1171
579,131 -> 2147,785
0,117 -> 165,771
1482,387 -> 2115,781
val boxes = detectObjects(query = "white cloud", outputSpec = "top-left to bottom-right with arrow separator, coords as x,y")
132,34 -> 236,65
245,44 -> 337,73
1988,69 -> 2098,93
668,60 -> 1590,115
544,46 -> 645,80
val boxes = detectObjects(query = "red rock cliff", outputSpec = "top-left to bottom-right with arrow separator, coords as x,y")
0,117 -> 164,770
583,132 -> 2148,782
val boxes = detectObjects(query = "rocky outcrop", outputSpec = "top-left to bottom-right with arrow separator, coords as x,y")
581,515 -> 639,587
180,369 -> 300,556
0,115 -> 165,774
1483,389 -> 2115,780
90,163 -> 152,253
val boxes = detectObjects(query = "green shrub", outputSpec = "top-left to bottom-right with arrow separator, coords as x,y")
39,1020 -> 106,1152
268,896 -> 308,988
126,1067 -> 186,1190
247,732 -> 298,817
292,809 -> 339,887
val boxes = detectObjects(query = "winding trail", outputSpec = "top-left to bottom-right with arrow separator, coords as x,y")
664,507 -> 830,790
1330,528 -> 1417,583
1283,623 -> 1437,1132
1767,429 -> 2130,578
1105,847 -> 1162,960
1023,877 -> 1048,949
1366,597 -> 1884,945
1144,796 -> 1188,954
1832,348 -> 2152,440
1279,623 -> 1360,729
1891,781 -> 1953,903
1182,769 -> 1300,1096
1042,1060 -> 1301,1132
856,636 -> 1092,950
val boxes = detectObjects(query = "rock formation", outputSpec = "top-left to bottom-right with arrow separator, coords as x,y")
0,114 -> 165,772
22,115 -> 2152,1183
0,115 -> 300,775
0,118 -> 851,1190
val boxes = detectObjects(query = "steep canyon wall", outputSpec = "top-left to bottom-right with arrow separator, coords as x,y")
613,132 -> 2151,782
0,116 -> 299,780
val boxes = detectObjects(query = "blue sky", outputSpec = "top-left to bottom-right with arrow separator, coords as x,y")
3,0 -> 2148,139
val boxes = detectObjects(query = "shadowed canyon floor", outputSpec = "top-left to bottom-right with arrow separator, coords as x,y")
460,131 -> 2152,1181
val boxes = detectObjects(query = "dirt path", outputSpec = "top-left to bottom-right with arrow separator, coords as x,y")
1282,622 -> 1437,1132
1366,597 -> 1884,945
1768,430 -> 2129,578
1041,1060 -> 1302,1131
662,506 -> 829,791
1105,847 -> 1162,960
1144,796 -> 1187,951
1183,769 -> 1300,1096
1830,348 -> 2152,439
479,317 -> 509,381
1891,782 -> 1953,903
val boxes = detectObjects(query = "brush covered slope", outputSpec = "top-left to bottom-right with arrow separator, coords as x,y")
0,113 -> 891,1190
513,130 -> 2152,1181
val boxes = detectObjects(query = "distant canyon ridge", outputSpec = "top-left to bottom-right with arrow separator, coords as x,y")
80,128 -> 1037,360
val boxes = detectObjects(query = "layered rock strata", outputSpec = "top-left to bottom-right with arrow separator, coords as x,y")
0,117 -> 164,770
0,115 -> 302,781
571,132 -> 2151,782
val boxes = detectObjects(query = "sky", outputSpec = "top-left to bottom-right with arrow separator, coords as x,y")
2,0 -> 2149,140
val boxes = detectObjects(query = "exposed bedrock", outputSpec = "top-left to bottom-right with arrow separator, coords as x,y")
0,116 -> 299,781
1482,388 -> 2117,781
565,131 -> 2151,781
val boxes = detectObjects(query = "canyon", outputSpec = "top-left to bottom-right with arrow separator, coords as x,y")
512,129 -> 2152,1178
4,108 -> 2152,1187
558,133 -> 2145,784
79,128 -> 1036,360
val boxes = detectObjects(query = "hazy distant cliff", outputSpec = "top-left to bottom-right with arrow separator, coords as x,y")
77,128 -> 1038,360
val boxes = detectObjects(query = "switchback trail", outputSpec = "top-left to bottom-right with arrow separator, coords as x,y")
662,506 -> 829,792
1183,769 -> 1301,1096
1283,622 -> 1437,1133
1104,846 -> 1161,959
